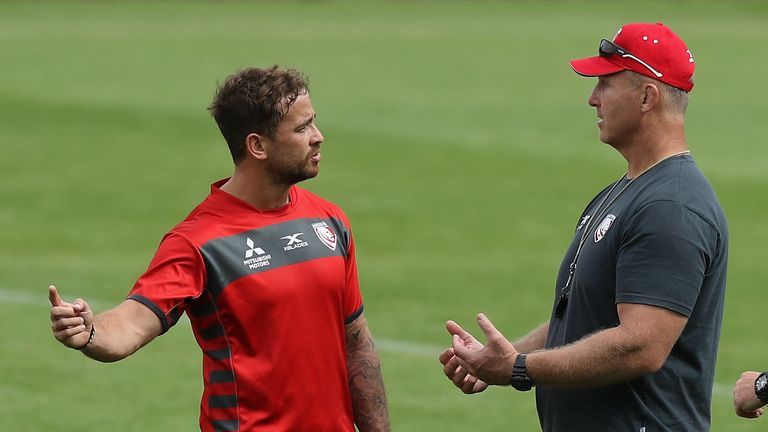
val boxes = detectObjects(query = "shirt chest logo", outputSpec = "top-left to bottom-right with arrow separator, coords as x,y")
312,221 -> 337,251
577,215 -> 591,231
243,237 -> 272,269
281,232 -> 309,251
593,214 -> 616,243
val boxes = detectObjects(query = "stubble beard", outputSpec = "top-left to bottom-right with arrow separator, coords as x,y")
266,157 -> 319,187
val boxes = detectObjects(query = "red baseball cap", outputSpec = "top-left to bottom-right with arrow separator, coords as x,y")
569,22 -> 695,92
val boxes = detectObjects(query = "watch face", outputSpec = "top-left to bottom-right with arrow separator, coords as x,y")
757,375 -> 768,392
511,376 -> 533,391
757,374 -> 768,403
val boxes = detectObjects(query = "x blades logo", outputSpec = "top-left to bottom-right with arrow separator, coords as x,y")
281,232 -> 309,251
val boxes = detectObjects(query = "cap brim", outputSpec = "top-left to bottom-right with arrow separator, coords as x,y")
569,56 -> 626,77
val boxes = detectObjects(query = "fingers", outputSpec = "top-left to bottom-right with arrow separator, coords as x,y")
442,319 -> 491,395
50,305 -> 76,322
49,287 -> 93,348
461,374 -> 486,394
72,298 -> 94,328
443,351 -> 462,378
48,287 -> 92,317
52,316 -> 85,331
736,409 -> 761,419
442,352 -> 484,394
451,335 -> 480,377
51,315 -> 91,348
443,350 -> 473,380
452,333 -> 482,362
48,285 -> 63,306
452,334 -> 471,358
740,371 -> 760,380
438,348 -> 454,365
451,365 -> 470,388
446,320 -> 470,338
50,308 -> 86,342
476,313 -> 502,341
72,298 -> 91,315
52,323 -> 88,342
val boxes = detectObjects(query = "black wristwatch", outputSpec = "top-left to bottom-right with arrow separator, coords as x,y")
755,371 -> 768,403
509,353 -> 534,391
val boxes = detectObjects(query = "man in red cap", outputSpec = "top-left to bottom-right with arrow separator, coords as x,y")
440,23 -> 728,431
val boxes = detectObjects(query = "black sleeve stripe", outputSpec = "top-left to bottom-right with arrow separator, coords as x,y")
344,304 -> 364,325
127,294 -> 171,334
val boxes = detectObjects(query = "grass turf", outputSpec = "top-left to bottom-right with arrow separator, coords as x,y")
1,1 -> 767,430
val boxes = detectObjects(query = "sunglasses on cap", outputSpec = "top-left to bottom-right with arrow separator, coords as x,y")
599,39 -> 663,78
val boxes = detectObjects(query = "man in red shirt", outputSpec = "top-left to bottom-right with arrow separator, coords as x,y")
48,66 -> 390,432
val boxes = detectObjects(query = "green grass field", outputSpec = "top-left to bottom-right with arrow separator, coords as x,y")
2,1 -> 767,430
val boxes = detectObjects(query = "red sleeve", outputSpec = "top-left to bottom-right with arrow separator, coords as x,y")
128,232 -> 206,332
342,223 -> 364,324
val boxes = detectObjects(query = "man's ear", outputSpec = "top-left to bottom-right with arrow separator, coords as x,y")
640,82 -> 660,113
245,133 -> 268,160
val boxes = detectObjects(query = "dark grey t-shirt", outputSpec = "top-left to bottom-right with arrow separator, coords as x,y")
536,155 -> 728,432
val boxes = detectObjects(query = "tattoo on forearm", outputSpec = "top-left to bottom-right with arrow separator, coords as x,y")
346,317 -> 390,432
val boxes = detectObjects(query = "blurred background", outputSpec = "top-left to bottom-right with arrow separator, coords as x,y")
1,1 -> 766,430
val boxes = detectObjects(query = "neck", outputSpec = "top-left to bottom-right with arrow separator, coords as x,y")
624,140 -> 689,179
220,166 -> 291,210
618,118 -> 688,178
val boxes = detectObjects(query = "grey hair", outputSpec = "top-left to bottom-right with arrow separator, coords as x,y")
628,71 -> 689,115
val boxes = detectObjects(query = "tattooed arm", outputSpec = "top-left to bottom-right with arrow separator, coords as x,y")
346,313 -> 390,432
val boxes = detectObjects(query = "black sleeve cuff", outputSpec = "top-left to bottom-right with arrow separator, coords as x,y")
127,294 -> 170,334
344,304 -> 364,325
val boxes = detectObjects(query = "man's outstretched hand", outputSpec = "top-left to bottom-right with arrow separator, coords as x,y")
49,285 -> 93,349
439,313 -> 519,393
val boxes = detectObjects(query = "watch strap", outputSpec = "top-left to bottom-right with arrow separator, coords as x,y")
513,353 -> 527,375
510,353 -> 533,391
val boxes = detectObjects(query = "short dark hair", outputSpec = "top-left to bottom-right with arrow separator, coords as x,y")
208,66 -> 308,164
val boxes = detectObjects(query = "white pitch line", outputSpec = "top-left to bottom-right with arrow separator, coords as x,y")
3,287 -> 61,307
6,286 -> 110,310
376,338 -> 442,357
1,287 -> 740,397
5,287 -> 442,355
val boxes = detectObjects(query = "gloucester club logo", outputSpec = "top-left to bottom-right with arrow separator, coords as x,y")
593,214 -> 616,243
312,221 -> 337,251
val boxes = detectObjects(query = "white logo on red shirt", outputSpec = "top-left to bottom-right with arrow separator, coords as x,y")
245,238 -> 265,258
243,237 -> 271,269
281,233 -> 309,251
312,222 -> 337,251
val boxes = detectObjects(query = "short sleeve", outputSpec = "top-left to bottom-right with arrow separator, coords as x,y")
615,201 -> 718,317
128,232 -> 206,332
